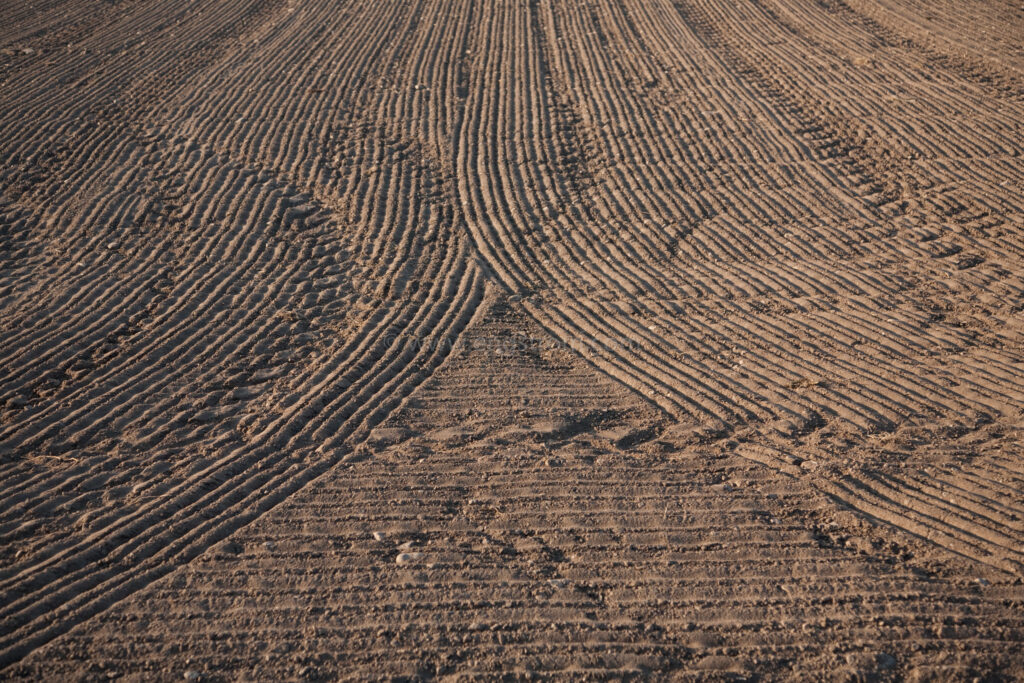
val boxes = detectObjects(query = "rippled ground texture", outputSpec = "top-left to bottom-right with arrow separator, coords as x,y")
1,0 -> 1023,679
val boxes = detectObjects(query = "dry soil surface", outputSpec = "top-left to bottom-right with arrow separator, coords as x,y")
2,0 -> 1024,680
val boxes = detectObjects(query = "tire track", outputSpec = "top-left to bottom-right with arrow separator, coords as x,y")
1,0 -> 1023,673
443,0 -> 1024,575
12,295 -> 1022,679
672,0 -> 1024,575
0,0 -> 485,667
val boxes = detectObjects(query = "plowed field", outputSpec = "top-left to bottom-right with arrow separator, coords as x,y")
2,0 -> 1023,679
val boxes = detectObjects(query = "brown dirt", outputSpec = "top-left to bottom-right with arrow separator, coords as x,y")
1,0 -> 1023,679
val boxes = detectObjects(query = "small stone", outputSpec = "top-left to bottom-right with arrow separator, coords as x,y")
396,552 -> 423,565
107,241 -> 119,250
183,672 -> 202,682
262,541 -> 275,551
372,531 -> 386,541
21,47 -> 34,55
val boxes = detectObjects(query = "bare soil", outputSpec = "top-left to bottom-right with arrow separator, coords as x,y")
1,0 -> 1023,679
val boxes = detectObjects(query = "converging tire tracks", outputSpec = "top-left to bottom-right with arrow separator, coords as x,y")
1,0 -> 1023,672
0,0 -> 484,668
